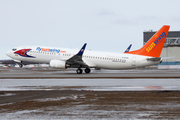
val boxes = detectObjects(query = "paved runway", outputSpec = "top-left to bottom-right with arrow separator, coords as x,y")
1,68 -> 180,78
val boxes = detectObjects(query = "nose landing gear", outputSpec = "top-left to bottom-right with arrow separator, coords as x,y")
19,64 -> 23,68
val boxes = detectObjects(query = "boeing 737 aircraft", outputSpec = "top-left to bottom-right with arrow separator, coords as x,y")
6,25 -> 170,74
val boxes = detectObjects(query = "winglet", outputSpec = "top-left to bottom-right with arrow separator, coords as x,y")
77,43 -> 87,56
124,44 -> 132,53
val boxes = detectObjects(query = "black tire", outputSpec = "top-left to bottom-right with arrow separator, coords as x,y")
85,68 -> 91,74
76,68 -> 83,74
19,64 -> 23,68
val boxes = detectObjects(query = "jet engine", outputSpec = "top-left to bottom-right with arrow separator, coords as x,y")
50,60 -> 66,69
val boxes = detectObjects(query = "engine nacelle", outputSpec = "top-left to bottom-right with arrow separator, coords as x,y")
50,60 -> 66,69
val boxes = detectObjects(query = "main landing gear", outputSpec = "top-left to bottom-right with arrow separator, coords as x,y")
85,68 -> 91,73
76,68 -> 83,74
19,64 -> 23,68
76,68 -> 91,74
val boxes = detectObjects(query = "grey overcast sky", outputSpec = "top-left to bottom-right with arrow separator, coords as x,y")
1,0 -> 180,59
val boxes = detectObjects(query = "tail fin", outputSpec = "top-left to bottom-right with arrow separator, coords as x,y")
125,25 -> 170,57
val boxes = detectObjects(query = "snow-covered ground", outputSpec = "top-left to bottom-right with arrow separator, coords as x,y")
1,79 -> 180,119
1,94 -> 180,120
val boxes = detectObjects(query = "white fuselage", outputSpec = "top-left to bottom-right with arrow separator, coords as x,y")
6,46 -> 161,69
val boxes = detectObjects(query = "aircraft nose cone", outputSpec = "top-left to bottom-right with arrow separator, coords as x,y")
6,51 -> 11,57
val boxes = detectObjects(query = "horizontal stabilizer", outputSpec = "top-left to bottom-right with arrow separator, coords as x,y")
161,56 -> 174,60
146,57 -> 161,61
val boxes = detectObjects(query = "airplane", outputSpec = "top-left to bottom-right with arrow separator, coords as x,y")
124,44 -> 132,53
6,25 -> 170,74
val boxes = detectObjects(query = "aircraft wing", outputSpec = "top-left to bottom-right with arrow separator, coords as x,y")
66,43 -> 89,68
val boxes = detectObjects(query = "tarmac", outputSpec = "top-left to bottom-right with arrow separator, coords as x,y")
1,67 -> 180,79
0,67 -> 180,119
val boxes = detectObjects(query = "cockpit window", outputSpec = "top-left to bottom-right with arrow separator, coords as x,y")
12,48 -> 17,51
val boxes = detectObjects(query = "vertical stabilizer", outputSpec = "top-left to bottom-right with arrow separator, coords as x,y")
125,25 -> 170,57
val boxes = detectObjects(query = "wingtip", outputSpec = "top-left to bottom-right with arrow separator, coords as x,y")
76,43 -> 87,56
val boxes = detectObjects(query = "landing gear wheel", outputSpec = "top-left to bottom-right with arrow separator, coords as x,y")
85,68 -> 91,74
19,64 -> 23,68
76,68 -> 83,74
